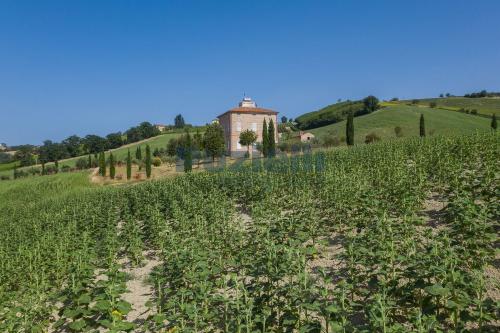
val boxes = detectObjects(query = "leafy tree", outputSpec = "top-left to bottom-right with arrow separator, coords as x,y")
76,157 -> 88,170
411,99 -> 419,104
446,93 -> 451,97
167,138 -> 177,157
126,150 -> 132,180
239,129 -> 257,157
109,153 -> 115,179
262,119 -> 269,157
54,160 -> 59,173
281,116 -> 288,123
439,93 -> 444,98
88,155 -> 92,169
145,145 -> 152,178
346,111 -> 354,146
184,131 -> 192,173
203,123 -> 225,162
420,114 -> 426,137
84,135 -> 108,154
106,132 -> 123,149
136,146 -> 142,160
363,95 -> 380,113
174,114 -> 185,128
491,114 -> 497,131
268,118 -> 276,157
14,146 -> 35,167
99,151 -> 106,176
429,102 -> 437,108
62,135 -> 82,157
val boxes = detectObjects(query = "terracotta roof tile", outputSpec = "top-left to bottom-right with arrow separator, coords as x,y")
218,107 -> 278,118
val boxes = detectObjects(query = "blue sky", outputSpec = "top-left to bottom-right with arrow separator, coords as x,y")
1,0 -> 499,145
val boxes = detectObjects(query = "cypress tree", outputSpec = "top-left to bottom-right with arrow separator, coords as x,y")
109,153 -> 115,179
99,151 -> 106,176
419,114 -> 425,137
88,155 -> 92,169
268,118 -> 276,157
262,118 -> 269,157
184,131 -> 193,173
136,146 -> 142,160
126,150 -> 132,180
54,160 -> 59,173
145,145 -> 152,178
491,113 -> 497,131
346,110 -> 354,146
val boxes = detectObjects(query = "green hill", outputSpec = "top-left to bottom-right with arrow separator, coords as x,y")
309,104 -> 492,143
295,100 -> 365,129
0,131 -> 184,178
401,97 -> 500,116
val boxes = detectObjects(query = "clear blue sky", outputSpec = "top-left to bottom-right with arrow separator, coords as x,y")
1,0 -> 499,145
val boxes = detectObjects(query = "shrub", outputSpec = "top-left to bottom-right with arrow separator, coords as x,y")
471,109 -> 478,115
365,132 -> 381,144
0,175 -> 10,181
161,156 -> 177,167
394,126 -> 403,137
411,99 -> 419,104
61,165 -> 71,173
278,142 -> 290,153
76,157 -> 88,170
152,157 -> 162,167
429,102 -> 437,108
323,136 -> 340,147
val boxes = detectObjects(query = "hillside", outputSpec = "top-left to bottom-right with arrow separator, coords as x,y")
295,100 -> 365,129
0,131 -> 183,178
309,104 -> 492,143
401,97 -> 500,116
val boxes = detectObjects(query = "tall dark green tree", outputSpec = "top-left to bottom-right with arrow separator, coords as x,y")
491,113 -> 497,131
136,146 -> 142,160
126,150 -> 132,180
99,151 -> 106,176
109,153 -> 115,179
184,131 -> 193,173
54,160 -> 59,173
420,114 -> 426,137
174,114 -> 185,128
346,111 -> 354,146
268,118 -> 276,157
145,145 -> 152,178
262,118 -> 269,157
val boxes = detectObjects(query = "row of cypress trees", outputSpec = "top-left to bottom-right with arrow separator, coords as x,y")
262,118 -> 276,157
97,144 -> 152,180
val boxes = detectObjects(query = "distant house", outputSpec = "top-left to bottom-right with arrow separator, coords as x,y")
218,97 -> 278,156
154,124 -> 168,132
0,143 -> 6,151
296,131 -> 315,142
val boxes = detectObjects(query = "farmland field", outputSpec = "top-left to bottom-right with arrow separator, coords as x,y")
309,104 -> 492,143
401,97 -> 500,116
0,133 -> 498,332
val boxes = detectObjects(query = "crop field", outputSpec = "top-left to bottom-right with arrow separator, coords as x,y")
310,104 -> 492,143
401,97 -> 500,116
0,133 -> 498,332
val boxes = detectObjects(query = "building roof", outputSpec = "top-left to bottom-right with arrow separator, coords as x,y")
218,96 -> 278,118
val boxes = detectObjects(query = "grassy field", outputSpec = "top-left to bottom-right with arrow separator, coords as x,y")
0,161 -> 19,173
401,97 -> 500,116
0,131 -> 183,178
309,104 -> 492,143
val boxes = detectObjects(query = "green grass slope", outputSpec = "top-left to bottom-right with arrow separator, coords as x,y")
295,100 -> 365,129
309,104 -> 492,143
402,97 -> 500,116
0,132 -> 183,178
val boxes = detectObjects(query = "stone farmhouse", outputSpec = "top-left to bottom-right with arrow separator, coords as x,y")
218,97 -> 278,156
